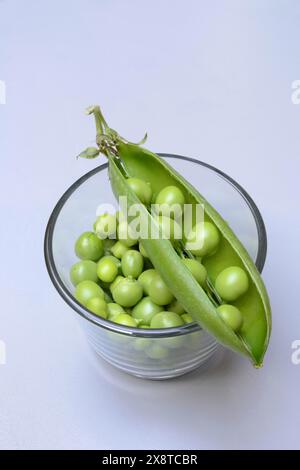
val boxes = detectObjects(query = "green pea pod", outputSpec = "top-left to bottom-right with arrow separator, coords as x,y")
83,106 -> 271,366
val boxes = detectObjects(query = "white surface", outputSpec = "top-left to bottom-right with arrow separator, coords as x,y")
1,0 -> 300,450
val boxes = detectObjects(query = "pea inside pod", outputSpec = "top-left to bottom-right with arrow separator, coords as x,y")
80,106 -> 271,366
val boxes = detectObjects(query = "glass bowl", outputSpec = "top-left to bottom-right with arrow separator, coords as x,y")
44,154 -> 267,380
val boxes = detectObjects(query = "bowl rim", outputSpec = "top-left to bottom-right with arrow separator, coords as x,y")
44,153 -> 267,338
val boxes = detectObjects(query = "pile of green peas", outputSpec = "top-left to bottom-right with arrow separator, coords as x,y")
70,179 -> 250,333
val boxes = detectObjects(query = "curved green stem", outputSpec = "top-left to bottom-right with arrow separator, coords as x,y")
94,108 -> 104,135
95,105 -> 109,130
86,105 -> 103,135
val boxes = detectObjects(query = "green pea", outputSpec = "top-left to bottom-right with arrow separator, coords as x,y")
121,250 -> 144,279
215,266 -> 249,301
99,255 -> 121,277
107,303 -> 125,320
112,278 -> 143,307
217,304 -> 243,332
181,313 -> 194,324
126,177 -> 152,205
150,311 -> 184,328
138,269 -> 157,295
86,297 -> 108,318
167,299 -> 185,315
114,313 -> 138,327
155,185 -> 185,219
94,213 -> 117,239
110,275 -> 125,293
97,257 -> 118,283
182,259 -> 207,286
74,280 -> 104,306
75,231 -> 104,261
101,254 -> 121,267
117,221 -> 138,247
110,241 -> 129,259
186,222 -> 220,257
132,296 -> 163,325
148,273 -> 174,305
70,260 -> 98,286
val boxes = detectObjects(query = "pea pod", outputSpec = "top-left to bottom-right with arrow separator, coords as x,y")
80,106 -> 271,366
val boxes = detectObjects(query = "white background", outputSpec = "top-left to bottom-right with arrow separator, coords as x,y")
1,0 -> 300,450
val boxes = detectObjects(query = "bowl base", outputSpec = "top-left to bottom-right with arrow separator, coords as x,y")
91,344 -> 220,380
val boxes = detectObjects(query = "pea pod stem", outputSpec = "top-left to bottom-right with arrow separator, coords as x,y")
87,105 -> 108,134
87,106 -> 148,157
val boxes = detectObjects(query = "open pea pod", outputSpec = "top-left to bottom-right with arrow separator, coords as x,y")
81,106 -> 271,366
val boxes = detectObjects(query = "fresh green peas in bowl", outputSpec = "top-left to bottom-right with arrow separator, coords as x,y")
44,155 -> 267,379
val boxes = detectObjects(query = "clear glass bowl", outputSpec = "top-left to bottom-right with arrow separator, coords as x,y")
44,154 -> 267,380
